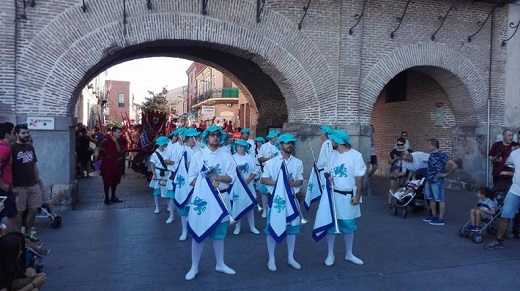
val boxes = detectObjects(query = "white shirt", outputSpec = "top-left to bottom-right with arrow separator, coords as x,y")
508,149 -> 520,196
188,146 -> 236,190
258,142 -> 280,161
149,148 -> 174,171
326,148 -> 367,220
326,149 -> 367,192
402,151 -> 430,172
317,139 -> 333,169
166,142 -> 183,171
261,154 -> 303,194
233,153 -> 260,178
246,139 -> 255,156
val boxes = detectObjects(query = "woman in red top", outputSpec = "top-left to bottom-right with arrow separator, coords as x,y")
99,127 -> 124,204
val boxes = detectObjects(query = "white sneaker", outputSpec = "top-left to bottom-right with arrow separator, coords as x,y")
179,233 -> 188,241
215,265 -> 236,275
324,256 -> 335,267
267,261 -> 277,272
154,208 -> 160,214
250,228 -> 260,235
233,228 -> 240,235
288,259 -> 301,270
185,268 -> 198,280
345,255 -> 364,265
166,217 -> 175,224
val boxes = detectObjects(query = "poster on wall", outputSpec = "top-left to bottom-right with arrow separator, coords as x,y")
27,116 -> 55,130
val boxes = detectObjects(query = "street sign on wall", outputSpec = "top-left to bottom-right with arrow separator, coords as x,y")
201,106 -> 215,120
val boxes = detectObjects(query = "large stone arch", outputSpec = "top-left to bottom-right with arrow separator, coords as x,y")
15,0 -> 337,125
360,43 -> 487,126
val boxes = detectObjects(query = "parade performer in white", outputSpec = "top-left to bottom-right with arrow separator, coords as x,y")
149,136 -> 175,223
312,130 -> 366,267
305,125 -> 334,210
173,128 -> 200,241
185,125 -> 236,280
231,139 -> 260,235
258,129 -> 280,218
261,133 -> 303,272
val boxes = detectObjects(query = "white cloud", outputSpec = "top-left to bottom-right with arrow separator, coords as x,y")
107,57 -> 192,104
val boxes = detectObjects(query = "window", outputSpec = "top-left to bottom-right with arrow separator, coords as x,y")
118,93 -> 125,107
384,71 -> 407,103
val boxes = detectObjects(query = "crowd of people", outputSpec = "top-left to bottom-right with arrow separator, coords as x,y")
3,118 -> 520,286
1,122 -> 49,290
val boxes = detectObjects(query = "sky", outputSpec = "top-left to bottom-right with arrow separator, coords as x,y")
106,57 -> 193,103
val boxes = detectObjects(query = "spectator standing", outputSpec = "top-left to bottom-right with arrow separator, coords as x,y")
386,137 -> 409,210
422,138 -> 458,226
98,127 -> 124,204
0,122 -> 19,233
488,129 -> 514,186
11,124 -> 43,240
485,144 -> 520,249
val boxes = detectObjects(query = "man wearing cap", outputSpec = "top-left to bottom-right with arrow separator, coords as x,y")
261,133 -> 304,272
240,128 -> 255,153
185,125 -> 236,280
322,130 -> 366,267
232,139 -> 261,235
149,136 -> 175,223
317,126 -> 334,171
253,137 -> 267,213
165,127 -> 187,216
175,128 -> 200,241
258,130 -> 281,218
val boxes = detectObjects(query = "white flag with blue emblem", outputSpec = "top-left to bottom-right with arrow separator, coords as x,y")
312,179 -> 335,241
305,164 -> 323,210
187,165 -> 228,243
174,152 -> 193,208
267,163 -> 300,243
230,168 -> 257,221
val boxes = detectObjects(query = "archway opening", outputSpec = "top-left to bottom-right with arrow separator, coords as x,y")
72,40 -> 289,137
371,67 -> 457,175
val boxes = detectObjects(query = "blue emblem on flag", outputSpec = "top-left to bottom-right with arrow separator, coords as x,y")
273,195 -> 286,213
192,197 -> 207,215
175,175 -> 185,188
308,181 -> 314,192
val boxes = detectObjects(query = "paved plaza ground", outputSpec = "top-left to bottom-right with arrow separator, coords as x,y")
33,170 -> 520,290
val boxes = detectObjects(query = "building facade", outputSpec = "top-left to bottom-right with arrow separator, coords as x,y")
104,80 -> 131,125
0,0 -> 519,189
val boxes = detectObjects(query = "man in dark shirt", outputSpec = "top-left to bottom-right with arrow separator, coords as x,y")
488,129 -> 514,187
11,124 -> 43,240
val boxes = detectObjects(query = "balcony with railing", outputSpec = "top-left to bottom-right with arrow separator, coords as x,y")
191,87 -> 239,109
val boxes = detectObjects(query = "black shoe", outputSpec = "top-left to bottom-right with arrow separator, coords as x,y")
111,197 -> 123,203
104,199 -> 112,205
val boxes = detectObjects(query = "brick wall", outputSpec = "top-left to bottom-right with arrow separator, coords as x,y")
0,0 -> 16,121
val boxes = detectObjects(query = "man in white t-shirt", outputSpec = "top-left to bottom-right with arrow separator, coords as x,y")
400,151 -> 430,181
485,144 -> 520,250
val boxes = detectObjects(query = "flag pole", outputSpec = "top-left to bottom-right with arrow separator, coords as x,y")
327,154 -> 340,234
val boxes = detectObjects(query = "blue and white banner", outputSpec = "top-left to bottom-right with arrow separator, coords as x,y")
312,179 -> 335,241
230,168 -> 258,221
305,164 -> 323,210
187,165 -> 228,243
267,163 -> 300,244
173,152 -> 193,208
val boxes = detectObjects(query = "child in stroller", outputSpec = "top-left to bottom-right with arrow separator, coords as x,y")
390,177 -> 426,218
391,178 -> 425,200
467,187 -> 497,231
459,186 -> 503,243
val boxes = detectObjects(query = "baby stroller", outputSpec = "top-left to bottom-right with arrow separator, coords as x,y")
392,177 -> 427,219
36,201 -> 62,229
458,180 -> 509,243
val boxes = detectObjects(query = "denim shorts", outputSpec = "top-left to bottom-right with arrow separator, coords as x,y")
424,181 -> 445,202
500,192 -> 520,219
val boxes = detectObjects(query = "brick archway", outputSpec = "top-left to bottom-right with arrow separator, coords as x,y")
360,43 -> 487,126
15,0 -> 336,125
